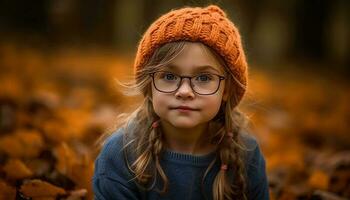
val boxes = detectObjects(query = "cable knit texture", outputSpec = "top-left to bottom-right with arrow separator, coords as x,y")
134,5 -> 248,104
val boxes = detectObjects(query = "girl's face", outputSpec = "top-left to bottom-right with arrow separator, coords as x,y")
151,42 -> 227,129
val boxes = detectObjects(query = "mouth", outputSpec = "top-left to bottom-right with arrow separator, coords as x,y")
170,106 -> 200,111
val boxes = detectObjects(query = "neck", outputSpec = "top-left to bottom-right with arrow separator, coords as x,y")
160,120 -> 215,155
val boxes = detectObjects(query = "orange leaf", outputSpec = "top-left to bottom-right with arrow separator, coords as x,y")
2,159 -> 33,180
20,179 -> 66,197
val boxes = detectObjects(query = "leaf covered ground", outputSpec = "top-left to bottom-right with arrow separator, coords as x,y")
0,44 -> 349,200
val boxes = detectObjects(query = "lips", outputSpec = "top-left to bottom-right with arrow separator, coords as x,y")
171,106 -> 199,111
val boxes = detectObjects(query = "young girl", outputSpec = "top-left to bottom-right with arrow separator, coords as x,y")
93,5 -> 269,200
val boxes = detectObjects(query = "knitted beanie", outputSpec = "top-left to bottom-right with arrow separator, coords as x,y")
134,5 -> 248,104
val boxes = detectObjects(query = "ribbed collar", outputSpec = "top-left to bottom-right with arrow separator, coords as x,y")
161,149 -> 217,166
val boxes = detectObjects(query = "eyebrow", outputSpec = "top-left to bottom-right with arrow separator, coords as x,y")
164,64 -> 222,74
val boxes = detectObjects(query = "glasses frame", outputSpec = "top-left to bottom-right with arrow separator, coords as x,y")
149,71 -> 226,95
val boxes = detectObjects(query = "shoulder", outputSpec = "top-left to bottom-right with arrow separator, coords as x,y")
239,131 -> 266,181
239,131 -> 262,166
93,128 -> 143,199
99,128 -> 125,162
94,128 -> 132,179
239,131 -> 270,199
102,128 -> 125,153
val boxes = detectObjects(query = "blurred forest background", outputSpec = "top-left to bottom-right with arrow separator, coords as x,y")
0,0 -> 349,200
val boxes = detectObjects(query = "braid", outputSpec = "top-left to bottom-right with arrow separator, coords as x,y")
212,93 -> 248,200
230,128 -> 247,200
151,121 -> 169,194
126,99 -> 169,193
132,118 -> 156,184
126,99 -> 156,184
213,139 -> 234,200
212,123 -> 247,200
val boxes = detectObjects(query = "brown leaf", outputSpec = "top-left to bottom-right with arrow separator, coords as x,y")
54,142 -> 77,176
70,155 -> 94,199
42,119 -> 71,143
0,180 -> 16,200
0,129 -> 44,158
308,169 -> 329,190
66,189 -> 87,200
53,143 -> 93,199
20,179 -> 66,197
2,159 -> 33,180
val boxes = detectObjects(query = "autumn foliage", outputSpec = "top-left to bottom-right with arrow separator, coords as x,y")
0,43 -> 349,200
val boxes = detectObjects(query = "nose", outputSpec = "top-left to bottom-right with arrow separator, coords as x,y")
175,78 -> 195,99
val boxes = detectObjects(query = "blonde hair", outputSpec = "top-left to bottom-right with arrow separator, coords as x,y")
102,41 -> 249,200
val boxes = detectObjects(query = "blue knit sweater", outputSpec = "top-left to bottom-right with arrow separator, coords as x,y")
93,129 -> 269,200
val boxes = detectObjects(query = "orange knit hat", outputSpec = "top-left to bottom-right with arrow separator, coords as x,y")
134,5 -> 248,104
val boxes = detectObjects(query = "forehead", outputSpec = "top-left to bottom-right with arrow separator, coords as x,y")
165,42 -> 225,74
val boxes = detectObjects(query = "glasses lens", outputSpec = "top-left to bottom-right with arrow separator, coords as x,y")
152,72 -> 223,95
153,71 -> 180,92
192,74 -> 221,95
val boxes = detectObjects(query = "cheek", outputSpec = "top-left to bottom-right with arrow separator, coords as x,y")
201,89 -> 224,117
151,88 -> 167,115
205,96 -> 223,114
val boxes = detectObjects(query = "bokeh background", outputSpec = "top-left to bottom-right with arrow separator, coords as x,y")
0,0 -> 349,199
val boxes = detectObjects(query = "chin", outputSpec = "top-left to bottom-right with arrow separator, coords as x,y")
168,119 -> 202,129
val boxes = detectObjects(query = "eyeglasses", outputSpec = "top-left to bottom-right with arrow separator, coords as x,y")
149,71 -> 225,95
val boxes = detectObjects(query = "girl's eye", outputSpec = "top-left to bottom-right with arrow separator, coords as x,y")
163,73 -> 177,81
195,74 -> 212,82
